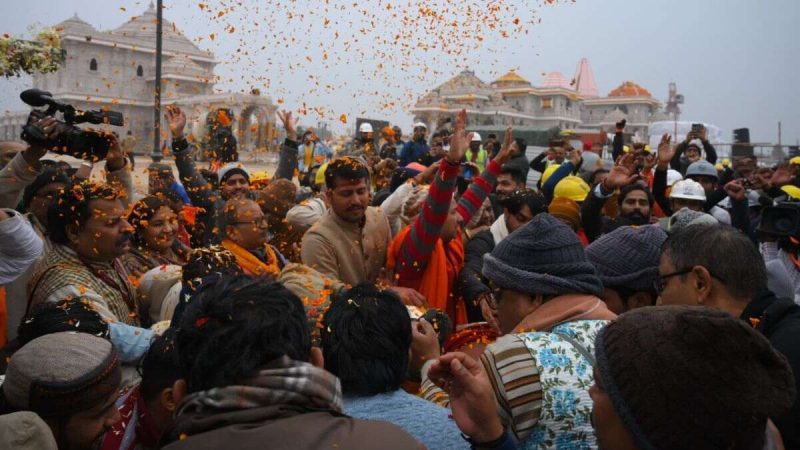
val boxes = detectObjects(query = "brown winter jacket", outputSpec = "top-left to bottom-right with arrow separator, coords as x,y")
300,206 -> 390,286
161,403 -> 423,450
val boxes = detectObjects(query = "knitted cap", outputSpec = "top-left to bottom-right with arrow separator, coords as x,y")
594,306 -> 795,450
661,207 -> 718,233
3,332 -> 121,418
548,197 -> 581,230
586,225 -> 667,293
482,213 -> 603,296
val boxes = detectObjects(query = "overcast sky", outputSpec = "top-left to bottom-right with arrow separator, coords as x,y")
2,0 -> 798,144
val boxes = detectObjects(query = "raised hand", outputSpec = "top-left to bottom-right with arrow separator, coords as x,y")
724,179 -> 747,202
414,160 -> 442,184
492,126 -> 514,165
770,163 -> 796,188
164,105 -> 187,139
642,153 -> 656,171
656,133 -> 674,169
604,153 -> 640,191
429,352 -> 504,443
277,110 -> 298,142
569,148 -> 583,167
446,109 -> 472,165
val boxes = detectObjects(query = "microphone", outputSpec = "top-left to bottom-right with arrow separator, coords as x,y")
20,89 -> 56,107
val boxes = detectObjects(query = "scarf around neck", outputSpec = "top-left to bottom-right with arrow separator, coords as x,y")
177,356 -> 343,417
221,239 -> 281,277
513,294 -> 616,334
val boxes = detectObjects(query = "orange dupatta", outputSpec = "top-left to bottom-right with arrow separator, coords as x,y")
221,239 -> 281,277
387,226 -> 467,325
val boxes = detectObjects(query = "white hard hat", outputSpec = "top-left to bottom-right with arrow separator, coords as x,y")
471,132 -> 482,142
666,169 -> 683,187
359,123 -> 373,133
670,179 -> 706,201
413,122 -> 427,130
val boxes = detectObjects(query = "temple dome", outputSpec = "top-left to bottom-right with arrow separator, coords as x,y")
540,72 -> 574,90
492,70 -> 531,87
609,81 -> 652,97
54,13 -> 97,36
111,2 -> 209,57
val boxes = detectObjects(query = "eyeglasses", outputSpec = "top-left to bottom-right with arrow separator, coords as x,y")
653,267 -> 726,294
232,216 -> 269,227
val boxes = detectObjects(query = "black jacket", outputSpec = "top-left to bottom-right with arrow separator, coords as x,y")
579,188 -> 639,243
670,139 -> 717,175
740,290 -> 800,448
458,229 -> 495,322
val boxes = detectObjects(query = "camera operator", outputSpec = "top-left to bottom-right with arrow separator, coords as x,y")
0,116 -> 132,343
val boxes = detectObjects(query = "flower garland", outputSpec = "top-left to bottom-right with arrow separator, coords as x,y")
0,28 -> 64,78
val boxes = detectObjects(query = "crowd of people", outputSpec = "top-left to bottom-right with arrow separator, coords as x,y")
0,105 -> 799,450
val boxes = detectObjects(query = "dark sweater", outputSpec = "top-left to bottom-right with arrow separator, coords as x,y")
740,290 -> 800,448
458,229 -> 495,322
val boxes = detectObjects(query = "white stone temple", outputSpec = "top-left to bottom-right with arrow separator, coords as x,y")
1,3 -> 277,155
411,58 -> 667,140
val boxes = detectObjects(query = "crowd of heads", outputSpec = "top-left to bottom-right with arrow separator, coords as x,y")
2,109 -> 800,450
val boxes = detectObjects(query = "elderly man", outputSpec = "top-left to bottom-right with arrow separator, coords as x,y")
164,105 -> 299,245
221,197 -> 286,277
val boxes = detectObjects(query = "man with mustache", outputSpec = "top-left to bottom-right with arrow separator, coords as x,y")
581,152 -> 655,243
301,157 -> 425,306
29,180 -> 155,362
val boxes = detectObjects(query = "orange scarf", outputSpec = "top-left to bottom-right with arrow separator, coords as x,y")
222,239 -> 281,277
387,226 -> 467,325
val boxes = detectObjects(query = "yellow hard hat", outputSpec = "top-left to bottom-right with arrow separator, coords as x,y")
643,144 -> 652,153
722,158 -> 731,167
715,163 -> 724,171
554,176 -> 590,202
790,157 -> 800,166
541,164 -> 561,185
315,162 -> 329,186
623,145 -> 631,154
781,185 -> 800,200
250,170 -> 269,183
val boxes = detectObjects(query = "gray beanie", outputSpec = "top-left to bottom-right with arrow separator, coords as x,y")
586,225 -> 668,293
482,213 -> 603,296
659,207 -> 718,233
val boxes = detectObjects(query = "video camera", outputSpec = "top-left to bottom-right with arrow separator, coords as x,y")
19,88 -> 124,160
757,203 -> 800,238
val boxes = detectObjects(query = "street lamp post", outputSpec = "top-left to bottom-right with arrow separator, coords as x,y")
150,0 -> 164,162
